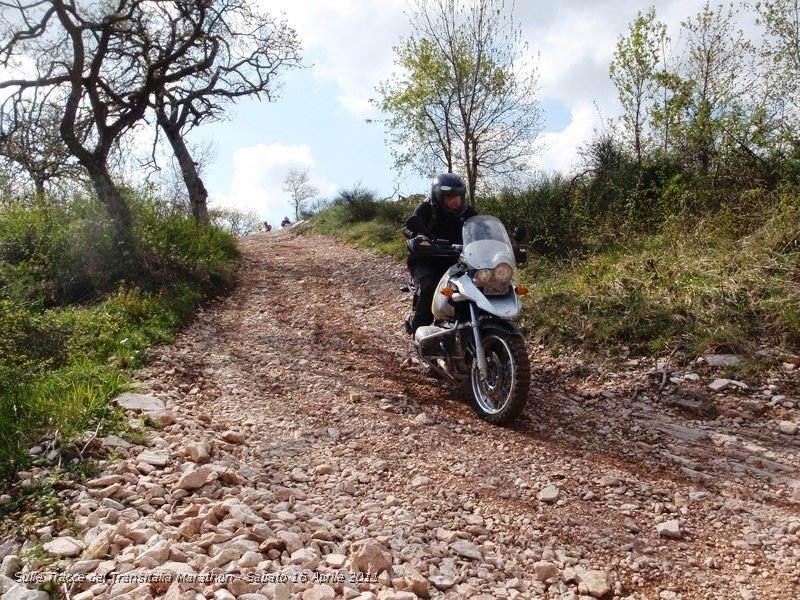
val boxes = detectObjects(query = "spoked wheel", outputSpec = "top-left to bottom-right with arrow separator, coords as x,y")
468,329 -> 530,425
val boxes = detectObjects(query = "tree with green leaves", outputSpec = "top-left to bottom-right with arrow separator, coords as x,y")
609,7 -> 668,167
673,2 -> 758,183
755,0 -> 800,150
374,0 -> 542,200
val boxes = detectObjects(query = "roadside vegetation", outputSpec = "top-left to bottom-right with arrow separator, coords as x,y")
308,174 -> 799,379
0,194 -> 240,487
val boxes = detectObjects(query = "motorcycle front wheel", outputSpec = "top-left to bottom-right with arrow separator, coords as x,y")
467,329 -> 530,426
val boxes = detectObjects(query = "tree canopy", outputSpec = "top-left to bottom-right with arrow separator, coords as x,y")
374,0 -> 542,200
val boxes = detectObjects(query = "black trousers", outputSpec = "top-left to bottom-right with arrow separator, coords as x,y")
408,259 -> 453,334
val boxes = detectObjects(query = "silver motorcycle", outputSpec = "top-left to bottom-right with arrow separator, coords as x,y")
405,215 -> 531,426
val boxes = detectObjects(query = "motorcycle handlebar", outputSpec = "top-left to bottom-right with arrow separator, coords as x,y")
405,237 -> 461,258
407,237 -> 528,264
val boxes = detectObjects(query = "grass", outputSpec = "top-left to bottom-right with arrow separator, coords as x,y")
305,190 -> 800,371
307,195 -> 414,259
0,195 -> 241,489
522,211 -> 799,359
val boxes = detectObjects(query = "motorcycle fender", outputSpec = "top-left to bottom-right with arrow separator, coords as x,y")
432,272 -> 456,320
451,274 -> 520,318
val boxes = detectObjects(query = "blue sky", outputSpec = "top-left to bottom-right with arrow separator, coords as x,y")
192,0 -> 701,228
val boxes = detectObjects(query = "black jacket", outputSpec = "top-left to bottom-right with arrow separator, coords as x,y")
402,200 -> 477,244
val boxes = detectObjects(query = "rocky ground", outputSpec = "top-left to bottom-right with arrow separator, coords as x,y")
1,227 -> 799,600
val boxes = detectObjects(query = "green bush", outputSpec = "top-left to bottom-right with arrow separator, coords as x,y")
0,192 -> 241,486
477,173 -> 582,256
0,197 -> 118,305
334,184 -> 380,223
520,197 -> 800,356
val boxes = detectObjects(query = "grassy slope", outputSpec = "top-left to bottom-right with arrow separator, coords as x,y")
305,197 -> 800,378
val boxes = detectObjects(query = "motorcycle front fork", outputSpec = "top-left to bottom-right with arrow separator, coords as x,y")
469,304 -> 489,378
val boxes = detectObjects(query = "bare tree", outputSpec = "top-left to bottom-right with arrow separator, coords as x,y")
282,167 -> 318,221
0,0 -> 228,253
0,92 -> 83,196
209,206 -> 260,237
150,1 -> 302,221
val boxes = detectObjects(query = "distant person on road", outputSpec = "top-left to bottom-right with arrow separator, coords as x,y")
402,173 -> 477,335
260,221 -> 272,233
281,216 -> 292,228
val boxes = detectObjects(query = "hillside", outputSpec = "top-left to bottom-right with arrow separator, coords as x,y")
1,227 -> 798,600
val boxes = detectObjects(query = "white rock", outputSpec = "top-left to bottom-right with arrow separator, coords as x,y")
403,564 -> 430,597
290,548 -> 318,564
137,450 -> 170,467
1,575 -> 16,594
1,555 -> 21,578
704,354 -> 744,367
174,466 -> 213,490
186,442 -> 211,463
350,540 -> 392,574
290,467 -> 310,482
580,570 -> 611,598
709,379 -> 732,392
114,392 -> 165,413
778,421 -> 798,435
449,540 -> 483,561
1,584 -> 50,600
302,585 -> 336,600
533,560 -> 558,581
325,553 -> 347,569
227,502 -> 265,524
538,485 -> 560,503
411,475 -> 432,488
43,537 -> 84,557
656,519 -> 683,539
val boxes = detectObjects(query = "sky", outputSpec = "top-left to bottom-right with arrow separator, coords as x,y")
192,0 -> 704,228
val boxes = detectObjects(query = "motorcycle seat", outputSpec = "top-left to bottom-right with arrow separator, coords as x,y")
414,325 -> 445,343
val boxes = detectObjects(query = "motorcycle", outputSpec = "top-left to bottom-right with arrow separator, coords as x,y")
403,215 -> 531,426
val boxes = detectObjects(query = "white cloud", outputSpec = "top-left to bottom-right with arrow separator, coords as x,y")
209,143 -> 336,226
537,102 -> 602,174
258,0 -> 409,118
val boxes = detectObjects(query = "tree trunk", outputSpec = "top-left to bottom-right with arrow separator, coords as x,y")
159,117 -> 209,222
84,157 -> 134,265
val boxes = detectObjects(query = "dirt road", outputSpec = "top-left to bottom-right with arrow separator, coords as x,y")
5,227 -> 799,600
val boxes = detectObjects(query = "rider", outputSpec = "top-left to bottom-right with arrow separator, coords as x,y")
402,173 -> 477,335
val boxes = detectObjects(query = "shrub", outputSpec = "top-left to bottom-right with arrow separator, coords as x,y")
335,184 -> 381,223
477,173 -> 581,256
0,197 -> 118,305
0,192 -> 241,485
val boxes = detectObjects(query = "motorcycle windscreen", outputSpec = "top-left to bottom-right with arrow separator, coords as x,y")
461,216 -> 516,269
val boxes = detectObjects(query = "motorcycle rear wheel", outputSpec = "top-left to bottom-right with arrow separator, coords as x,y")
467,329 -> 530,425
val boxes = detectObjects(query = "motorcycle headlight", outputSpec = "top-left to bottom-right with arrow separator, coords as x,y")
493,262 -> 514,284
473,268 -> 492,286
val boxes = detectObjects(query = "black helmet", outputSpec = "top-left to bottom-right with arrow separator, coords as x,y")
431,173 -> 467,216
